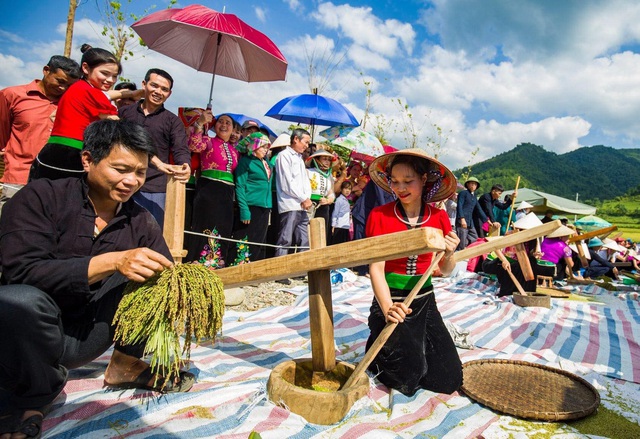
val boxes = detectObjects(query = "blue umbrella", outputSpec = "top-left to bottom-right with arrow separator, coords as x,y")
574,215 -> 612,232
217,113 -> 277,140
265,93 -> 358,138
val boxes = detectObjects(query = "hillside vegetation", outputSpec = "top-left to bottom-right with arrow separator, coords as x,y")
454,143 -> 640,203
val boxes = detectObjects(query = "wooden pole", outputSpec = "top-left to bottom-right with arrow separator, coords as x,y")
515,243 -> 535,281
64,0 -> 78,57
214,228 -> 446,288
307,218 -> 336,372
163,176 -> 187,262
567,225 -> 618,244
342,251 -> 445,390
506,268 -> 528,296
505,176 -> 521,233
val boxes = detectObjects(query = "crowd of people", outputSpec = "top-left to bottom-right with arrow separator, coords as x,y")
2,46 -> 636,438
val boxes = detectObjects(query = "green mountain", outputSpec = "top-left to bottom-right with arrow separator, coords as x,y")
454,143 -> 640,202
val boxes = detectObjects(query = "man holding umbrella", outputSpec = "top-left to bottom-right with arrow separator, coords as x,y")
274,128 -> 312,257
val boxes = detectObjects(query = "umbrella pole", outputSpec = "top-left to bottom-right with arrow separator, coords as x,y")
207,33 -> 223,110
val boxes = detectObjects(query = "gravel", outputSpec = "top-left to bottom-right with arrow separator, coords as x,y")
225,277 -> 308,312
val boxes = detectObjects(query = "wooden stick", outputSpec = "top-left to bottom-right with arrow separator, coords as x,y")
567,225 -> 618,243
515,243 -> 535,281
506,267 -> 528,296
342,251 -> 445,390
453,220 -> 562,262
505,176 -> 521,233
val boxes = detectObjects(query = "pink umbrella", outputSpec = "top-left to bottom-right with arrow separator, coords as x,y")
132,4 -> 288,108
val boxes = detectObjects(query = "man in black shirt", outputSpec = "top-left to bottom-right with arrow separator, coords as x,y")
0,120 -> 193,439
477,184 -> 514,237
119,68 -> 191,228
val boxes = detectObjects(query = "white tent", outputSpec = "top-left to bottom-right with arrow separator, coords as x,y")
502,188 -> 596,216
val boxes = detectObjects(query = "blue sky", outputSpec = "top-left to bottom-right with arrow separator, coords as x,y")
2,0 -> 640,169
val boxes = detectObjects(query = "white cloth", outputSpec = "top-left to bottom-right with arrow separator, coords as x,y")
445,199 -> 457,227
275,146 -> 311,213
331,194 -> 351,229
307,167 -> 335,202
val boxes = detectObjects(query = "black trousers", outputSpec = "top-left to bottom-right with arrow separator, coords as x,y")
366,287 -> 462,396
0,274 -> 141,412
231,205 -> 271,261
186,178 -> 235,263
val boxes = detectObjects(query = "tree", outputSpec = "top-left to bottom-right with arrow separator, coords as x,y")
97,0 -> 176,62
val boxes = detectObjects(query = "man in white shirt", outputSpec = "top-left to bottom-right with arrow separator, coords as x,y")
274,128 -> 312,257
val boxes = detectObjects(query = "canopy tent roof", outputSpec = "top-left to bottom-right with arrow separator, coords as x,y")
502,188 -> 596,216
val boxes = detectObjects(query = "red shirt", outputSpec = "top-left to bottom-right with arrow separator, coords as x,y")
366,201 -> 451,274
51,79 -> 117,141
0,80 -> 58,184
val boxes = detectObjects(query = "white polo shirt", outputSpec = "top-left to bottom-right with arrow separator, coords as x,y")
275,146 -> 312,213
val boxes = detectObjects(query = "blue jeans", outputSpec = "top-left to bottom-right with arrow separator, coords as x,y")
133,191 -> 166,229
275,210 -> 309,257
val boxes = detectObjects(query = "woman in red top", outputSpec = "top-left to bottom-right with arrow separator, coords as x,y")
30,44 -> 142,181
365,148 -> 461,396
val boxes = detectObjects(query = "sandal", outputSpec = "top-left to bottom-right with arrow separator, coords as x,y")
1,406 -> 49,439
104,367 -> 195,393
16,412 -> 43,439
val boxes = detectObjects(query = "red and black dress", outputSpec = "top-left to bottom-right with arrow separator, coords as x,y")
364,200 -> 462,396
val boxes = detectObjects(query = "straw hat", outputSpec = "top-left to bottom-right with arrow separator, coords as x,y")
546,225 -> 575,238
271,133 -> 290,149
516,200 -> 533,210
512,212 -> 543,230
369,148 -> 457,203
305,148 -> 336,164
602,238 -> 625,252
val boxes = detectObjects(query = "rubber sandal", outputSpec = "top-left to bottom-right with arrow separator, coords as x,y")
16,413 -> 43,439
104,367 -> 195,393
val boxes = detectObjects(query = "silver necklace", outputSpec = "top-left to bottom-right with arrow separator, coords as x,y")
394,202 -> 431,227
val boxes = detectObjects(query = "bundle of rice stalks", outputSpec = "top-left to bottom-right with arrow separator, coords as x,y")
113,263 -> 225,387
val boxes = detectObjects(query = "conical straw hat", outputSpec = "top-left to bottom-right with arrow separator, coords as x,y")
369,148 -> 457,203
547,225 -> 576,238
512,212 -> 543,230
516,200 -> 533,210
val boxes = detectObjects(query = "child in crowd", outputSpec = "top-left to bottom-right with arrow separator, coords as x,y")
331,181 -> 352,245
30,44 -> 143,181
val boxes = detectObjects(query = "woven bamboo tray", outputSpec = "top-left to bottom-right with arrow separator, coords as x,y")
461,359 -> 600,421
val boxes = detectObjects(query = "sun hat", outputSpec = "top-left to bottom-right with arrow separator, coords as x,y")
235,132 -> 270,156
464,176 -> 480,189
512,212 -> 543,230
305,148 -> 336,164
369,148 -> 457,203
516,200 -> 534,210
588,238 -> 604,248
602,238 -> 625,252
546,225 -> 575,238
270,133 -> 290,149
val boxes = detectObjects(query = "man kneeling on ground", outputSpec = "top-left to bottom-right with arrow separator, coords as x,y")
0,119 -> 194,439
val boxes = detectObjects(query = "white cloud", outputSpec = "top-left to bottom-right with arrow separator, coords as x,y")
255,7 -> 267,23
421,0 -> 640,63
312,2 -> 416,58
347,45 -> 390,71
283,0 -> 301,12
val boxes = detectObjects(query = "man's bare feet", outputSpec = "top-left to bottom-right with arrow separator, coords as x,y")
104,350 -> 194,393
0,409 -> 44,439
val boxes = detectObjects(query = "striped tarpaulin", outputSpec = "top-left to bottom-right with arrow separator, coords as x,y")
41,275 -> 640,438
